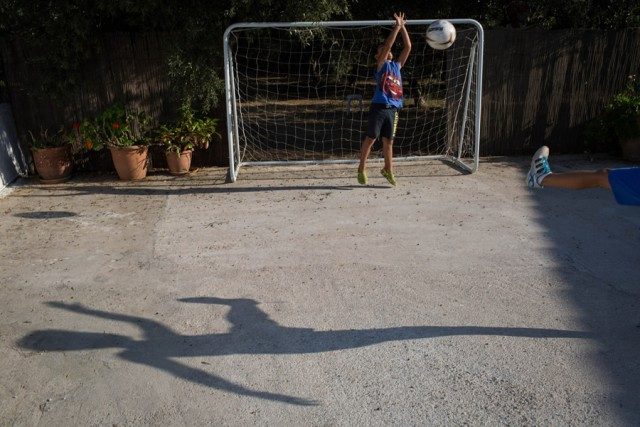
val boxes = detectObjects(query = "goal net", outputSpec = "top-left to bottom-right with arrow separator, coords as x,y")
223,20 -> 483,182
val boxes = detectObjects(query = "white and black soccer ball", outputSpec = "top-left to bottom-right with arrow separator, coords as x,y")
426,20 -> 456,50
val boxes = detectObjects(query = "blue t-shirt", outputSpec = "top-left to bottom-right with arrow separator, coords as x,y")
371,61 -> 403,108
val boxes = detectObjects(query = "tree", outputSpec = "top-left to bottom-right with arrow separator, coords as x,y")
349,0 -> 639,29
0,0 -> 638,114
0,0 -> 350,113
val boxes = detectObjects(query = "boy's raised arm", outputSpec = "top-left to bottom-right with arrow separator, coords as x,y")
376,12 -> 404,71
397,15 -> 412,68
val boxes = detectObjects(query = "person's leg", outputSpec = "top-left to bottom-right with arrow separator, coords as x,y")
527,146 -> 612,190
541,170 -> 611,190
382,137 -> 393,172
359,108 -> 383,184
358,136 -> 376,173
379,109 -> 398,186
358,136 -> 376,184
380,136 -> 396,186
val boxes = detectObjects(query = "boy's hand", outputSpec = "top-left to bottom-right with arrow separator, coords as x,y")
394,12 -> 406,28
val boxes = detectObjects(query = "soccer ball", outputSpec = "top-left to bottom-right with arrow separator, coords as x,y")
426,20 -> 456,50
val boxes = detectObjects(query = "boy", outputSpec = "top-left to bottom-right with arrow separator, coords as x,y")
358,12 -> 412,186
527,146 -> 640,206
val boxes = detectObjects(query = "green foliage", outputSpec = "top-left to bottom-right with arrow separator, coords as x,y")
605,75 -> 640,139
349,0 -> 640,30
512,0 -> 640,29
0,0 -> 353,111
226,0 -> 350,22
2,0 -> 639,115
583,75 -> 640,153
167,54 -> 224,116
158,105 -> 219,154
164,0 -> 350,113
79,105 -> 153,151
25,127 -> 76,149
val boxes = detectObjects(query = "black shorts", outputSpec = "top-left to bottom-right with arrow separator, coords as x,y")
366,104 -> 399,140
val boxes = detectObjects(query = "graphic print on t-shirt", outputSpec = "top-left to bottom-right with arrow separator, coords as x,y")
381,70 -> 403,100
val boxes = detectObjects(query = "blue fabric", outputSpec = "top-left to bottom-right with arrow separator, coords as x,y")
609,167 -> 640,206
371,61 -> 403,108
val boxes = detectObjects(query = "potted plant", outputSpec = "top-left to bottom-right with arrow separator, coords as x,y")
604,74 -> 640,161
25,126 -> 77,183
158,105 -> 218,175
80,105 -> 154,180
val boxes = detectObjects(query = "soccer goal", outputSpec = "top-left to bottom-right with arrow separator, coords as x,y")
223,19 -> 483,182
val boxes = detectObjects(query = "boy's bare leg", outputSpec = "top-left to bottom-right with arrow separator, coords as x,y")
358,136 -> 375,173
527,146 -> 611,192
382,137 -> 393,173
542,170 -> 611,190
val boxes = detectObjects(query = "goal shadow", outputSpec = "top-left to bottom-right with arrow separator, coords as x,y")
235,159 -> 470,182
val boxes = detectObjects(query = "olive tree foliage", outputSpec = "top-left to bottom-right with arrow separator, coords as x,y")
349,0 -> 639,29
0,0 -> 637,113
478,0 -> 640,29
0,0 -> 349,112
167,0 -> 349,112
0,0 -> 183,102
1,0 -> 363,113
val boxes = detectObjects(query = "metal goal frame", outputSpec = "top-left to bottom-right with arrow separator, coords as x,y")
223,19 -> 484,182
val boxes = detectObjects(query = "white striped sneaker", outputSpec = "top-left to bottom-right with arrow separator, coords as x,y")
526,146 -> 552,188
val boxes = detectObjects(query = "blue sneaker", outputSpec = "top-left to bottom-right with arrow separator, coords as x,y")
526,146 -> 552,188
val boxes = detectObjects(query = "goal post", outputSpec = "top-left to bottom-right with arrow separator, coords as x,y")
223,19 -> 484,182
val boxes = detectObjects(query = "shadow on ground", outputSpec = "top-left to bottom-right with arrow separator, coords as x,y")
10,159 -> 469,198
19,298 -> 590,406
528,166 -> 640,424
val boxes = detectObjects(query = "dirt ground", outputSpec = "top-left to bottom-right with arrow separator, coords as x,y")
0,156 -> 638,425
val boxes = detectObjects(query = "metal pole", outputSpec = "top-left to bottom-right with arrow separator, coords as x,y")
474,22 -> 484,172
457,41 -> 477,161
223,27 -> 237,182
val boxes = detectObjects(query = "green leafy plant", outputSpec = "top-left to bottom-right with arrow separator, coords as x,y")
604,74 -> 640,140
583,75 -> 640,153
158,105 -> 219,154
79,105 -> 153,151
25,125 -> 80,150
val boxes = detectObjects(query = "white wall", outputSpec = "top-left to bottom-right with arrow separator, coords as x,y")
0,103 -> 27,191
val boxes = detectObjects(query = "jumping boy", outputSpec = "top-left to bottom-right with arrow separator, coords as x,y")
527,145 -> 640,206
358,12 -> 412,186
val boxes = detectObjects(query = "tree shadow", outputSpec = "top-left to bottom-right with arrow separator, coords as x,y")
19,298 -> 591,406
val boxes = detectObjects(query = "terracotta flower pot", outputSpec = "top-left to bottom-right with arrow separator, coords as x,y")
31,145 -> 72,183
109,145 -> 148,180
165,149 -> 193,175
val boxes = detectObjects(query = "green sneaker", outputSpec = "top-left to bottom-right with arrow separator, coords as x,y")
357,170 -> 367,185
380,168 -> 396,186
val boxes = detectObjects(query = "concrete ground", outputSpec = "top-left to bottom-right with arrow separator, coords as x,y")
0,156 -> 639,425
